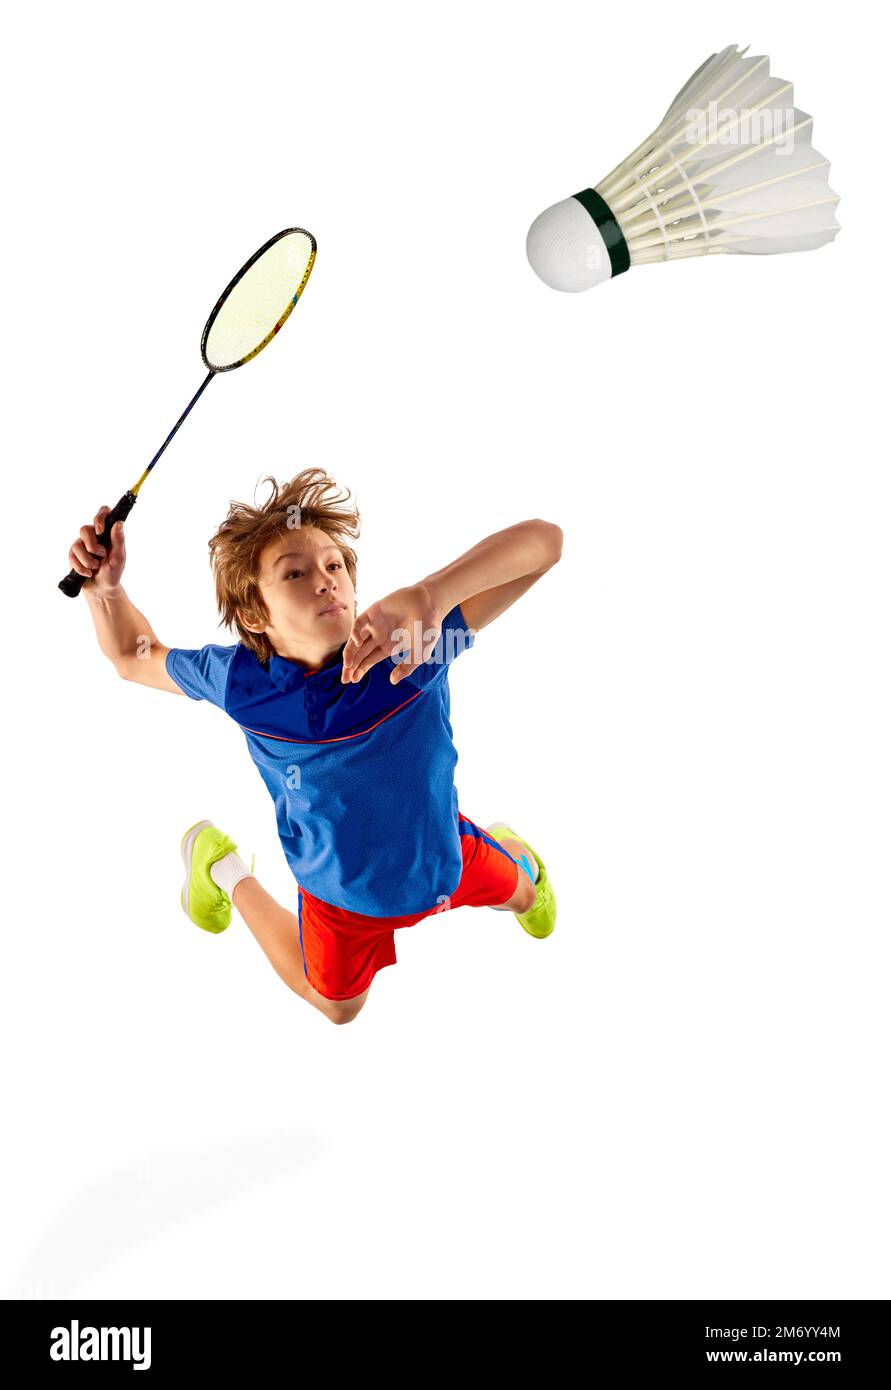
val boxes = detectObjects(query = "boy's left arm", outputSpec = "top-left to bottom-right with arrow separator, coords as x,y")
423,519 -> 563,635
342,520 -> 562,684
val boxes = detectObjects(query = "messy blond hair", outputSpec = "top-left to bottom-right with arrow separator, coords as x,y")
208,468 -> 360,664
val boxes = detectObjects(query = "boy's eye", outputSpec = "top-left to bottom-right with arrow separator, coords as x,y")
285,562 -> 341,580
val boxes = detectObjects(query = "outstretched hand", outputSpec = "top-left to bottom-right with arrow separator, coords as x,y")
341,583 -> 443,685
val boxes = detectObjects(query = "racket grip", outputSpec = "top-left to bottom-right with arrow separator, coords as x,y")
58,491 -> 138,598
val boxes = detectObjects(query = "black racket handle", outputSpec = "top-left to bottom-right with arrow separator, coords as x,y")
58,491 -> 138,598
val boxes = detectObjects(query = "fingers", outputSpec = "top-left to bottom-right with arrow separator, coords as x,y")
107,518 -> 126,564
341,611 -> 440,684
342,610 -> 407,683
386,628 -> 433,681
345,611 -> 374,650
342,641 -> 383,683
389,660 -> 419,685
341,614 -> 378,682
342,636 -> 377,681
388,625 -> 440,683
94,506 -> 127,567
81,520 -> 107,559
70,522 -> 106,578
346,633 -> 420,684
69,538 -> 98,577
68,507 -> 123,579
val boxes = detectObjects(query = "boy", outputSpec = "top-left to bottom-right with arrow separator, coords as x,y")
68,468 -> 562,1024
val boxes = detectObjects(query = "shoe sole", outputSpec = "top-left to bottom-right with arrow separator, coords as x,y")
180,819 -> 213,920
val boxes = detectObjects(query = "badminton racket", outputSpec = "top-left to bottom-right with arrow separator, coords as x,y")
59,226 -> 317,596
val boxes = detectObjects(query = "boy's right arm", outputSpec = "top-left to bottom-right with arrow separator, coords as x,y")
69,503 -> 184,694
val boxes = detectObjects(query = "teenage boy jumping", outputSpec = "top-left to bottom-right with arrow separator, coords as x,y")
67,468 -> 562,1024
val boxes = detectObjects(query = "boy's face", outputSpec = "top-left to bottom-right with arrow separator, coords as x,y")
245,525 -> 357,668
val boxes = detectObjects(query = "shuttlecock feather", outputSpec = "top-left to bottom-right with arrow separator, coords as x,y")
526,45 -> 840,292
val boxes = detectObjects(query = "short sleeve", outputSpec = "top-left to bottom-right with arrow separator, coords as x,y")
393,602 -> 475,691
165,644 -> 237,707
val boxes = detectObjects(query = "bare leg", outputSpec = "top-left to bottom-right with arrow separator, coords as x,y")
231,876 -> 368,1024
486,828 -> 538,914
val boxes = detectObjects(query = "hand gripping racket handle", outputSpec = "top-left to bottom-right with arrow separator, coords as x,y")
58,491 -> 138,598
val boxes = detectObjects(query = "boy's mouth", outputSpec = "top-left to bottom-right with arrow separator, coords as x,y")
317,601 -> 346,616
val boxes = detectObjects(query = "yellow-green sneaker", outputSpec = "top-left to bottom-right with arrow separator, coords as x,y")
180,819 -> 238,934
488,822 -> 556,939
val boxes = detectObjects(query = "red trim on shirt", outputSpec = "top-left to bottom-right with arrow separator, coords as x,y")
238,688 -> 423,745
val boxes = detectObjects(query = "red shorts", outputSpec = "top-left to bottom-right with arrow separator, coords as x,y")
296,813 -> 521,1000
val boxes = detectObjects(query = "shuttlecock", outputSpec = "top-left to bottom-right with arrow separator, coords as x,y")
526,44 -> 840,292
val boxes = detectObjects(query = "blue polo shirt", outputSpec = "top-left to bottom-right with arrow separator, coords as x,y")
166,604 -> 476,916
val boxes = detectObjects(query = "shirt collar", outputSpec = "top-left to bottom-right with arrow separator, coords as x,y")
267,642 -> 347,693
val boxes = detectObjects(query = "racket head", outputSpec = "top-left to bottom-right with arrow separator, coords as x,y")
201,227 -> 317,373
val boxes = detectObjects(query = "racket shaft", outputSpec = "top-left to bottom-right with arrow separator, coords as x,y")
57,371 -> 214,598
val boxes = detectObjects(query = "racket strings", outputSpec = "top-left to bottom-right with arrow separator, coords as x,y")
202,230 -> 316,370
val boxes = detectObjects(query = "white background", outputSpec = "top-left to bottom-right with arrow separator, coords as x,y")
3,0 -> 889,1299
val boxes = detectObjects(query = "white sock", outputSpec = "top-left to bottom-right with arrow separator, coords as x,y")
210,850 -> 254,897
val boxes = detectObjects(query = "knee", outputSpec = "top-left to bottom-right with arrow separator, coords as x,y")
325,993 -> 368,1025
328,1006 -> 358,1025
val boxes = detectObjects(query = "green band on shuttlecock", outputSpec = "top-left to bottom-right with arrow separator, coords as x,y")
573,189 -> 630,278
